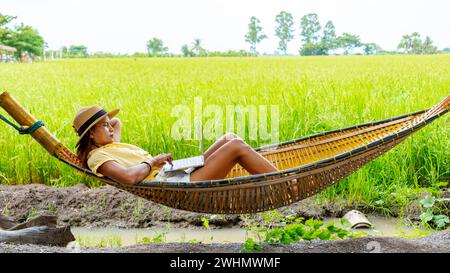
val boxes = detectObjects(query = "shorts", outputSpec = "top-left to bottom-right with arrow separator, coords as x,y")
155,167 -> 196,182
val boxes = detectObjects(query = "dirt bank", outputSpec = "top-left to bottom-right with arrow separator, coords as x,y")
0,184 -> 427,229
0,229 -> 448,253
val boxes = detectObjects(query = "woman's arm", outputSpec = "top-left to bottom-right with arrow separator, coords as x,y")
110,117 -> 122,142
96,153 -> 173,185
97,160 -> 154,185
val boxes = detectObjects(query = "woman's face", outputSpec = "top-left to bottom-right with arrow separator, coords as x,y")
90,116 -> 114,146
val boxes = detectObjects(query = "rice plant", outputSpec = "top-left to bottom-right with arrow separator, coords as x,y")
0,55 -> 448,209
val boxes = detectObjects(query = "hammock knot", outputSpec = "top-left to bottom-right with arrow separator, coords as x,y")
0,114 -> 45,135
18,120 -> 45,135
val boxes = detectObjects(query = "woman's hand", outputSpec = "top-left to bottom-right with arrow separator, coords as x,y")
110,117 -> 122,142
150,153 -> 173,168
110,117 -> 122,129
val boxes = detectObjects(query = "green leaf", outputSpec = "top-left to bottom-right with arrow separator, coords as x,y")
337,229 -> 349,239
420,195 -> 436,209
286,215 -> 296,221
327,224 -> 341,233
201,216 -> 209,229
264,228 -> 283,244
243,238 -> 262,253
301,230 -> 315,241
281,233 -> 294,244
435,182 -> 448,188
294,225 -> 305,237
339,218 -> 351,227
420,209 -> 434,222
263,212 -> 270,223
432,215 -> 449,229
318,230 -> 331,240
305,218 -> 323,229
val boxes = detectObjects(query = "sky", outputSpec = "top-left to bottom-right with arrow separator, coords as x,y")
2,0 -> 450,54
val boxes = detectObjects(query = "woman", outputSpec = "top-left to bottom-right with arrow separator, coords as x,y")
73,105 -> 279,185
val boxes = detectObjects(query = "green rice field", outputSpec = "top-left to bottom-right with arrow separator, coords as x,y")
0,55 -> 449,210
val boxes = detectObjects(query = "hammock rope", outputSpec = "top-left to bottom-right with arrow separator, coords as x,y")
0,114 -> 45,135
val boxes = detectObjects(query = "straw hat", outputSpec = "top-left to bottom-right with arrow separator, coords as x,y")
73,105 -> 120,148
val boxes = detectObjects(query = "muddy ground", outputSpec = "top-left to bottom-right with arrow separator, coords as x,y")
0,184 -> 448,253
1,229 -> 449,253
0,183 -> 432,229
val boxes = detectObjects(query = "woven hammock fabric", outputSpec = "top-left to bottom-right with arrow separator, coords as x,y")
1,91 -> 449,214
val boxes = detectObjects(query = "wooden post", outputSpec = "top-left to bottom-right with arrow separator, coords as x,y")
0,214 -> 75,246
0,91 -> 63,156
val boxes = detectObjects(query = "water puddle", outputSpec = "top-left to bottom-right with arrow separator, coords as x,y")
71,226 -> 249,247
325,216 -> 427,237
71,216 -> 428,247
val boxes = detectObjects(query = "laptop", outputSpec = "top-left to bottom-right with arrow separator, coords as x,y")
162,122 -> 205,173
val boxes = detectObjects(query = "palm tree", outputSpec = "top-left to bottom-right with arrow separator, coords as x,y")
192,38 -> 206,57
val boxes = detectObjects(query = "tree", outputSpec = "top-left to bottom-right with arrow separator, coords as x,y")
61,46 -> 68,56
68,45 -> 88,57
397,32 -> 422,54
421,36 -> 438,54
337,33 -> 361,55
298,13 -> 326,56
0,13 -> 16,27
274,11 -> 294,55
0,13 -> 16,40
362,43 -> 382,55
1,14 -> 44,59
321,20 -> 337,53
146,37 -> 168,57
245,16 -> 267,55
191,38 -> 207,57
132,52 -> 147,58
4,23 -> 44,58
207,49 -> 250,57
397,34 -> 413,53
299,42 -> 327,56
299,13 -> 321,43
181,44 -> 194,57
410,32 -> 423,54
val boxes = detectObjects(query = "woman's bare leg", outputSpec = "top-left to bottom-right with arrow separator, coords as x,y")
203,132 -> 241,160
190,138 -> 278,181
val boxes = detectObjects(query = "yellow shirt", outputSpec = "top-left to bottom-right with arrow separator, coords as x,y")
87,142 -> 160,181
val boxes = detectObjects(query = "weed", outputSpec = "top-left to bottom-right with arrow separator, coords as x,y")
419,194 -> 450,230
242,210 -> 364,252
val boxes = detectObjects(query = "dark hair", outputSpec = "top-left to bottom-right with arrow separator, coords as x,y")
76,130 -> 97,169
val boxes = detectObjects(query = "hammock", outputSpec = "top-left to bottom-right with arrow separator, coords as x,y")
1,91 -> 449,214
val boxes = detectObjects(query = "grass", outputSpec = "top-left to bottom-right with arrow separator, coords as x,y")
76,234 -> 122,248
242,211 -> 365,252
0,55 -> 449,212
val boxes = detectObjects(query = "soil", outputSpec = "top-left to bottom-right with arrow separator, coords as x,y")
0,183 -> 448,253
0,183 -> 426,229
0,229 -> 448,253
